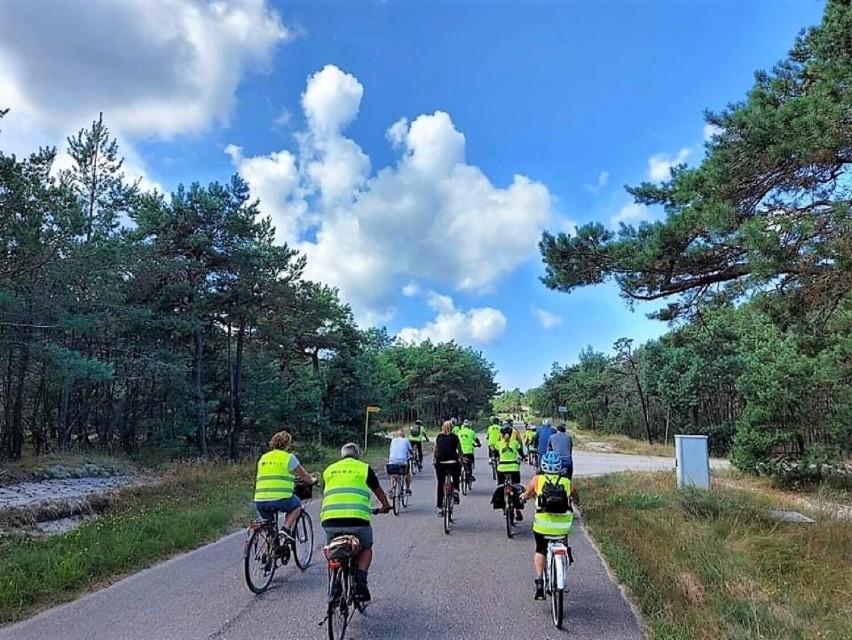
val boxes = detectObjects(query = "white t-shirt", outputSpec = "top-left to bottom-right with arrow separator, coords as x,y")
388,437 -> 412,464
287,454 -> 300,471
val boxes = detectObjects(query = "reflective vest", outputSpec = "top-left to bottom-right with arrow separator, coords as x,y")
320,458 -> 372,523
457,427 -> 477,454
497,440 -> 521,472
409,425 -> 426,442
254,449 -> 296,502
524,429 -> 536,444
486,424 -> 501,447
533,474 -> 574,536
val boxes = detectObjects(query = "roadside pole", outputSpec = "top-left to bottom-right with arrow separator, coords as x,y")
364,405 -> 381,451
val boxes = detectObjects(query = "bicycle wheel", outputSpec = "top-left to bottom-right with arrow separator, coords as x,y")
293,511 -> 314,570
491,460 -> 497,481
392,480 -> 401,516
505,498 -> 514,538
327,571 -> 350,640
443,491 -> 451,534
550,556 -> 564,628
401,482 -> 410,508
460,467 -> 468,496
244,526 -> 276,593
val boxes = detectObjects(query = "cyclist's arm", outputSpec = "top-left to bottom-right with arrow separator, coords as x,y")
293,464 -> 317,484
366,467 -> 392,512
473,437 -> 481,447
521,477 -> 538,501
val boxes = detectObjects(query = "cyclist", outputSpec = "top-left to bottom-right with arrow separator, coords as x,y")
457,419 -> 481,482
320,443 -> 391,602
536,418 -> 556,464
521,451 -> 579,600
450,416 -> 461,435
408,420 -> 429,467
433,420 -> 462,516
486,416 -> 502,460
547,423 -> 574,478
253,430 -> 318,538
523,423 -> 537,449
387,429 -> 413,494
496,425 -> 524,522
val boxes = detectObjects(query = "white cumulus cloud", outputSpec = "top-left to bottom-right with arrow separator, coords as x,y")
584,171 -> 609,193
647,148 -> 691,182
226,65 -> 556,324
531,306 -> 563,329
611,202 -> 651,227
397,292 -> 507,345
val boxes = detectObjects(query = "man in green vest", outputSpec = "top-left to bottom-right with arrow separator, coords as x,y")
521,451 -> 580,600
486,416 -> 502,466
407,420 -> 429,467
457,419 -> 481,482
253,430 -> 318,537
321,443 -> 391,603
496,425 -> 525,521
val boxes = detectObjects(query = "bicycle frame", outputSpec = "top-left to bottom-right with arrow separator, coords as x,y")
546,539 -> 569,591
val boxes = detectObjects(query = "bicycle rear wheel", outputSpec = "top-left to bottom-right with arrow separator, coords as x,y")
244,526 -> 276,593
491,460 -> 497,481
327,572 -> 350,640
550,557 -> 564,628
460,467 -> 468,496
401,482 -> 410,508
505,498 -> 514,538
443,491 -> 451,534
392,480 -> 401,515
293,511 -> 314,569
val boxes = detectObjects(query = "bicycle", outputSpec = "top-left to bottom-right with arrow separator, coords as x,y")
244,481 -> 315,594
386,462 -> 409,516
488,449 -> 498,481
499,478 -> 523,538
437,461 -> 458,534
323,508 -> 384,640
543,536 -> 574,628
528,448 -> 539,469
461,457 -> 475,495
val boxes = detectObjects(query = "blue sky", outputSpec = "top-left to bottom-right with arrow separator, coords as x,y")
0,0 -> 826,391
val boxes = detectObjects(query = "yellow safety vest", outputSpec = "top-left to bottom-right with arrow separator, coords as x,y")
458,428 -> 477,454
254,449 -> 296,502
320,458 -> 372,523
497,440 -> 521,472
486,424 -> 501,447
533,474 -> 574,536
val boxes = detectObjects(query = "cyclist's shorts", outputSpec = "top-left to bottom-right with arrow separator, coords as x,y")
255,496 -> 301,521
386,463 -> 407,475
323,524 -> 373,550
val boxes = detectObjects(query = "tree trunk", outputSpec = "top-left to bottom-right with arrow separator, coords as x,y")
193,325 -> 208,457
9,342 -> 30,460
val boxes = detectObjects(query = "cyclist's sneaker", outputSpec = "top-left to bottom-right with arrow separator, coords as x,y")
353,582 -> 371,602
470,475 -> 476,482
405,489 -> 412,495
437,508 -> 444,517
453,491 -> 460,504
515,510 -> 523,522
534,579 -> 545,600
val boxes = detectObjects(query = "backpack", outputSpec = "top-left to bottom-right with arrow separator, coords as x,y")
410,424 -> 421,436
538,475 -> 570,514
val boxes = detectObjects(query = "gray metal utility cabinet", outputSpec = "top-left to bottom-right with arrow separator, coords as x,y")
675,435 -> 710,489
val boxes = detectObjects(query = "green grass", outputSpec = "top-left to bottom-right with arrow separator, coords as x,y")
580,472 -> 852,640
571,426 -> 677,457
0,462 -> 254,624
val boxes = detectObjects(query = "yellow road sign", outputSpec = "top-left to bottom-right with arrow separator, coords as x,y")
366,405 -> 381,413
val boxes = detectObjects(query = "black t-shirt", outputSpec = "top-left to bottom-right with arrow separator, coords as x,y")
323,466 -> 380,528
433,433 -> 461,463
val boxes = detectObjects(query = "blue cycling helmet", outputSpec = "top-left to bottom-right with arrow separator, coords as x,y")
541,451 -> 562,474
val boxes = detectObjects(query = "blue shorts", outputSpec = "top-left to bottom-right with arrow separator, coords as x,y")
561,459 -> 574,479
255,495 -> 302,521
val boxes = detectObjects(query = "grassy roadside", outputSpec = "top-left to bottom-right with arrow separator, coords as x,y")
571,426 -> 676,457
580,472 -> 852,640
0,442 -> 390,626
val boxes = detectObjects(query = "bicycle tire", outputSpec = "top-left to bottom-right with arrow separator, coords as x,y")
392,480 -> 401,515
505,499 -> 514,538
550,558 -> 564,628
409,459 -> 416,477
491,460 -> 497,481
401,484 -> 410,508
244,526 -> 276,593
460,467 -> 468,496
443,491 -> 451,534
293,511 -> 314,570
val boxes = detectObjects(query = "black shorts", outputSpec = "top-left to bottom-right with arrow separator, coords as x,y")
386,463 -> 407,475
534,532 -> 567,555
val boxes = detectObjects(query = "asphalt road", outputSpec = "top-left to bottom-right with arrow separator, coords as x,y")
0,447 -> 701,640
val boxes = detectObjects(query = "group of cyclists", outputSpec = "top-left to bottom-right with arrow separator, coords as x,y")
251,413 -> 578,606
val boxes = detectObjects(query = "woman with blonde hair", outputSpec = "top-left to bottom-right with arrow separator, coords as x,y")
432,420 -> 463,515
253,430 -> 317,537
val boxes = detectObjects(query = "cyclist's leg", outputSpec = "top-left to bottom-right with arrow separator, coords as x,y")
435,464 -> 446,509
405,467 -> 412,492
511,471 -> 523,518
281,495 -> 303,532
534,533 -> 547,599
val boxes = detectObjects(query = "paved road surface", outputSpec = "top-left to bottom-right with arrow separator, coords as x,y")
0,447 -> 703,640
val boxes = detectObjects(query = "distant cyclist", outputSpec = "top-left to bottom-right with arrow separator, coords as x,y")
408,420 -> 429,467
535,419 -> 556,463
521,451 -> 579,600
433,420 -> 463,516
457,419 -> 481,482
496,425 -> 524,522
387,429 -> 413,494
547,423 -> 574,478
